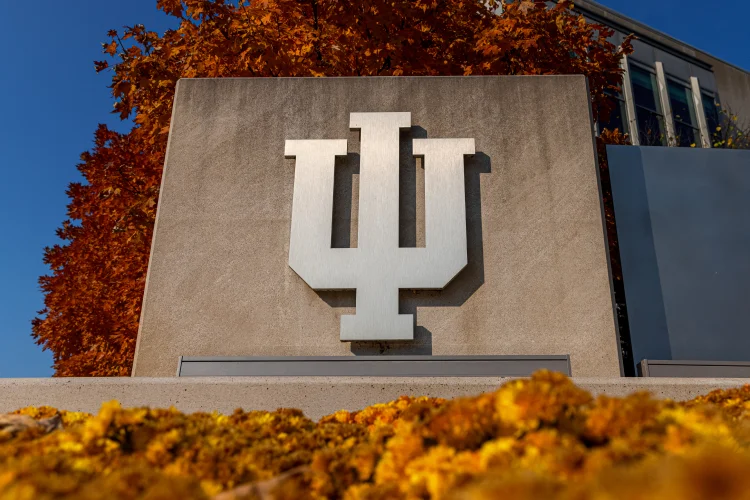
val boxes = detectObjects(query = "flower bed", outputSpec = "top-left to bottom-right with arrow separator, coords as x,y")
2,371 -> 750,499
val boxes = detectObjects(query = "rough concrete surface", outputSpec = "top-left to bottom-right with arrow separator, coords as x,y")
134,76 -> 620,377
1,377 -> 748,421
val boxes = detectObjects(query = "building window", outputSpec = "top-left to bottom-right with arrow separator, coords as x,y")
598,91 -> 629,136
701,91 -> 721,147
667,79 -> 701,147
630,64 -> 666,146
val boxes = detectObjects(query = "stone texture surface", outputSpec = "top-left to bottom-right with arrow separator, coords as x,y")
133,76 -> 620,377
2,377 -> 747,420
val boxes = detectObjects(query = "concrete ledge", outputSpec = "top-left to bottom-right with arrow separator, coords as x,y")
1,377 -> 748,420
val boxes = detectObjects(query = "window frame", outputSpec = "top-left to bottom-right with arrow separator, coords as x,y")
665,76 -> 702,147
628,60 -> 667,146
597,89 -> 629,136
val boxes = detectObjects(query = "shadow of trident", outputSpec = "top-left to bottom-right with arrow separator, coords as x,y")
285,112 -> 475,342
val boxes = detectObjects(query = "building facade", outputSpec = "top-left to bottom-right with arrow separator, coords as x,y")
574,0 -> 750,148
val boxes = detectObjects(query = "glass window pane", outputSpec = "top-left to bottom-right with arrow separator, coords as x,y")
598,98 -> 628,135
667,80 -> 697,127
630,65 -> 661,113
702,92 -> 721,147
667,80 -> 700,148
674,122 -> 698,147
636,107 -> 665,146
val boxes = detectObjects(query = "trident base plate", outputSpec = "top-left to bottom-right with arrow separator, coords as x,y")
176,355 -> 571,377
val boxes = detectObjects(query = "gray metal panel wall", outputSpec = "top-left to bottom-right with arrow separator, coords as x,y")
641,360 -> 750,378
178,355 -> 572,377
608,146 -> 750,368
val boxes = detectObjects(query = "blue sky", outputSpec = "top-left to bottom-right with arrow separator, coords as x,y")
0,0 -> 747,377
0,2 -> 176,377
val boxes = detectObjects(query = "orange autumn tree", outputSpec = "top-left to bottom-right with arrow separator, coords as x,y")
33,0 -> 633,376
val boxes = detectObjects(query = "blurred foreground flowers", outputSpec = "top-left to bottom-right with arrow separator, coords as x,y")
3,371 -> 750,499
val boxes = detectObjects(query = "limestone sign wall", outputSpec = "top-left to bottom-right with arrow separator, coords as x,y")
132,76 -> 620,377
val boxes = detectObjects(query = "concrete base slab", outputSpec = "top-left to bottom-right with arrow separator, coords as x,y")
1,377 -> 748,420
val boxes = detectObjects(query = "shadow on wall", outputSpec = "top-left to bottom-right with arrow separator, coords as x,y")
606,146 -> 671,369
316,125 -> 491,355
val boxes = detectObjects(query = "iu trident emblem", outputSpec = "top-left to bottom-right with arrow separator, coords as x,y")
285,112 -> 474,341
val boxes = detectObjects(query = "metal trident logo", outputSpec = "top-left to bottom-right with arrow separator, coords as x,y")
285,112 -> 474,341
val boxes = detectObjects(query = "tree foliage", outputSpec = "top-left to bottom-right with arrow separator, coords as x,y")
709,105 -> 750,149
33,0 -> 633,376
4,373 -> 750,498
